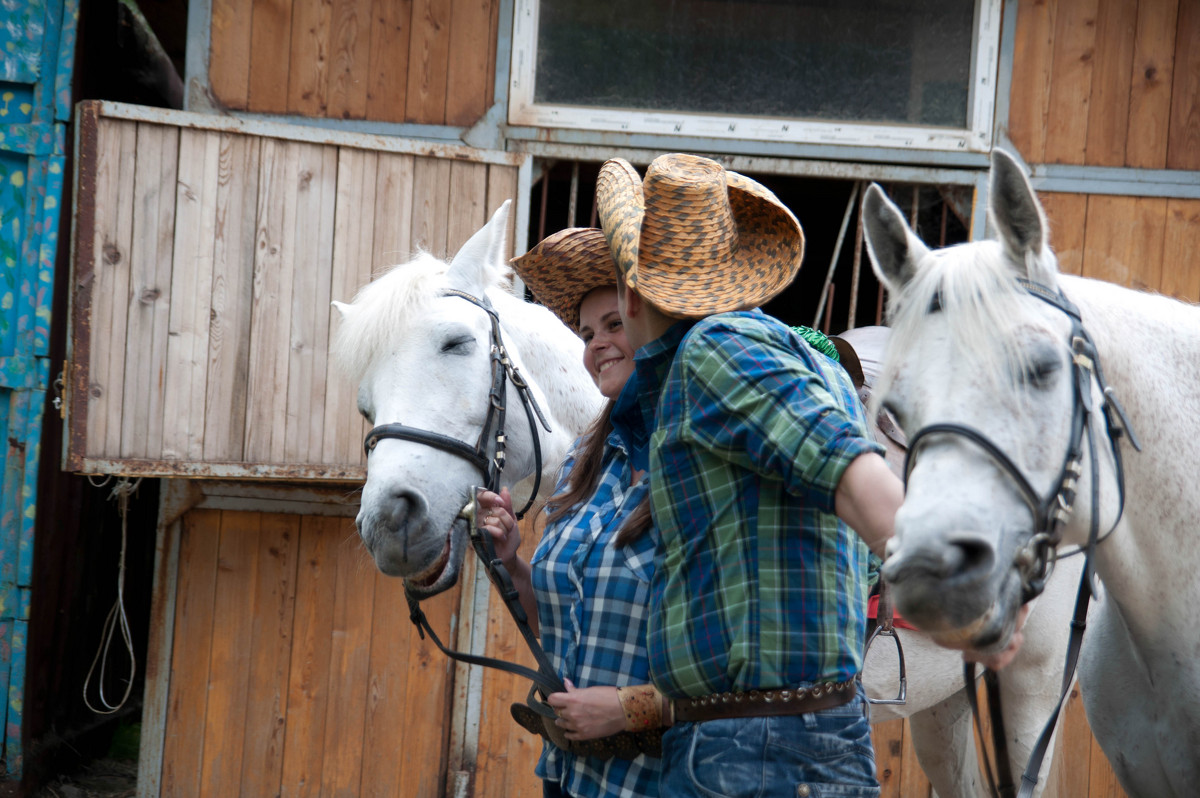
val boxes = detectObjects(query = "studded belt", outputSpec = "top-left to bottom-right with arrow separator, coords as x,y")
672,679 -> 857,723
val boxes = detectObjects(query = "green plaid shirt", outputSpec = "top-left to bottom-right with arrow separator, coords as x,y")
636,311 -> 883,698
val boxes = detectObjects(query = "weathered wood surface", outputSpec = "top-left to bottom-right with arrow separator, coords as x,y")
69,103 -> 523,479
207,0 -> 498,127
1010,0 -> 1200,171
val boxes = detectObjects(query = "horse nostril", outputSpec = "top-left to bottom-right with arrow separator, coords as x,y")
386,490 -> 421,528
949,535 -> 995,581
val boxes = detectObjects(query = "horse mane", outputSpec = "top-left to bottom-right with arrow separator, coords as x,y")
870,240 -> 1054,421
331,253 -> 456,385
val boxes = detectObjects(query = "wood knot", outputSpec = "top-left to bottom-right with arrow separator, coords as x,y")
102,242 -> 121,265
140,287 -> 161,304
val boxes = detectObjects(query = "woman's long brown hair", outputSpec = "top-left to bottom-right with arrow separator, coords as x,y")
543,400 -> 652,546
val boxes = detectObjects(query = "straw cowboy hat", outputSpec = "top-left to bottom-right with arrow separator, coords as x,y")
596,153 -> 805,318
511,227 -> 617,333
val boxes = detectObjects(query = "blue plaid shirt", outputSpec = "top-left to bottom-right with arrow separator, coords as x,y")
636,311 -> 883,698
532,417 -> 660,797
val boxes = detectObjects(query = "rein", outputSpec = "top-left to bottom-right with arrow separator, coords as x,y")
362,290 -> 567,698
902,278 -> 1140,798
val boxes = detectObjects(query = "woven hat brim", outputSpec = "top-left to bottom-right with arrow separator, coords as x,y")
596,157 -> 805,319
510,228 -> 618,333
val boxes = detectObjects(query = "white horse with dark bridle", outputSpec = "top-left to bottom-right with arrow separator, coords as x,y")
333,199 -> 1082,797
864,149 -> 1200,798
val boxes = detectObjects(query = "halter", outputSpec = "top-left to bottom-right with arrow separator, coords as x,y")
361,290 -> 567,699
901,277 -> 1141,798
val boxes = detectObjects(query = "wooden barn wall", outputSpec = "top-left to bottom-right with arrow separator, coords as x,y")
1041,191 -> 1200,300
69,102 -> 521,479
1009,0 -> 1200,170
206,0 -> 500,127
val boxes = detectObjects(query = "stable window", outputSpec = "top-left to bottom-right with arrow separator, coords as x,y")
509,0 -> 1001,153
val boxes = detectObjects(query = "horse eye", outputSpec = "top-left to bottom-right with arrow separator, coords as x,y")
1024,358 -> 1060,389
441,335 -> 475,355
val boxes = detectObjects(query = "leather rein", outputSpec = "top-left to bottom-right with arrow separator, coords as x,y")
361,289 -> 567,698
901,277 -> 1140,798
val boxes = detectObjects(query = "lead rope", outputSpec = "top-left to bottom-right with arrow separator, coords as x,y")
83,476 -> 141,714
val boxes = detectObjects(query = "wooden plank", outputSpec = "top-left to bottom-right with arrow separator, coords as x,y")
243,139 -> 295,463
1038,191 -> 1089,277
1050,686 -> 1093,798
445,0 -> 495,126
1081,195 -> 1167,291
283,144 -> 337,464
1085,0 -> 1138,166
238,513 -> 300,797
475,576 -> 530,798
405,0 -> 452,124
446,160 -> 488,254
121,123 -> 178,459
1044,0 -> 1101,165
498,533 -> 542,798
871,718 -> 905,798
198,511 -> 262,797
486,165 -> 519,262
371,152 -> 416,276
288,0 -> 335,116
365,0 -> 413,123
399,579 -> 457,797
323,148 -> 378,465
411,156 -> 452,258
209,0 -> 254,108
358,568 -> 416,797
278,515 -> 339,796
203,133 -> 260,461
1125,0 -> 1180,169
162,129 -> 220,461
1160,198 -> 1200,301
1166,0 -> 1200,169
327,0 -> 373,120
160,510 -> 220,798
249,0 -> 296,114
318,531 -> 378,797
87,119 -> 137,458
1008,0 -> 1058,162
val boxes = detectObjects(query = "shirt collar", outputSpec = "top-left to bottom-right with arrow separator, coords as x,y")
610,375 -> 650,471
632,319 -> 693,420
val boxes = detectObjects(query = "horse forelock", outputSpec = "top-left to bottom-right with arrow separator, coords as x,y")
871,240 -> 1060,422
331,253 -> 454,384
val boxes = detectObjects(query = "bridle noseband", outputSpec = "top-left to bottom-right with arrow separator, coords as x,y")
899,277 -> 1141,798
362,289 -> 553,518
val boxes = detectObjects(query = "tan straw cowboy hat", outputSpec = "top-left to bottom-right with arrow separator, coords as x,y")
511,227 -> 617,333
596,153 -> 805,318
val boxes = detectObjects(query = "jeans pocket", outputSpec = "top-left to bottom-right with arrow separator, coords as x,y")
676,719 -> 765,798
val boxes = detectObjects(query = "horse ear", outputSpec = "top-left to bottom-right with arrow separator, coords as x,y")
331,300 -> 353,319
988,150 -> 1053,280
862,183 -> 929,293
448,200 -> 512,292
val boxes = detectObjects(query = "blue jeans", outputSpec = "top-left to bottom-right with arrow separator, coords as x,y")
659,683 -> 879,798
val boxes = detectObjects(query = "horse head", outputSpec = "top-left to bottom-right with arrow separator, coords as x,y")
332,201 -> 602,598
861,150 -> 1122,655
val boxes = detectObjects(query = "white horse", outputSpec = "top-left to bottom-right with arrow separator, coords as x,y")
332,200 -> 1076,797
863,148 -> 1200,798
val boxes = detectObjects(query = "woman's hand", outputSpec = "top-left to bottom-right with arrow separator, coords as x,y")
547,680 -> 627,740
476,487 -> 520,567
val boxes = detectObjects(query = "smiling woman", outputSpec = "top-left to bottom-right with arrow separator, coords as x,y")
579,287 -> 635,401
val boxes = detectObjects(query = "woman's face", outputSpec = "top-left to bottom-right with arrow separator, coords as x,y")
578,287 -> 635,401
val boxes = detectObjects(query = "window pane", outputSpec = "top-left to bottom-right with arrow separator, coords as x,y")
534,0 -> 976,128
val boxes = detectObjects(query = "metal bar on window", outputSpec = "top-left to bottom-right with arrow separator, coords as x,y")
812,181 -> 860,329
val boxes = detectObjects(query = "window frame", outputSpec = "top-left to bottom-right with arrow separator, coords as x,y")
507,0 -> 1002,154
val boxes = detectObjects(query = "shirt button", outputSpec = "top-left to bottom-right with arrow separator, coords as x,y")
796,785 -> 811,797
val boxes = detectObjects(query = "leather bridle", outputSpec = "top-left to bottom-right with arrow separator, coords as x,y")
900,277 -> 1141,798
362,289 -> 567,698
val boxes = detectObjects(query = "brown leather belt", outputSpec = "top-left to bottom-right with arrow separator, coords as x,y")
672,679 -> 857,723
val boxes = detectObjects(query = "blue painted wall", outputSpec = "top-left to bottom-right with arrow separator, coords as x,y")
0,0 -> 77,778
